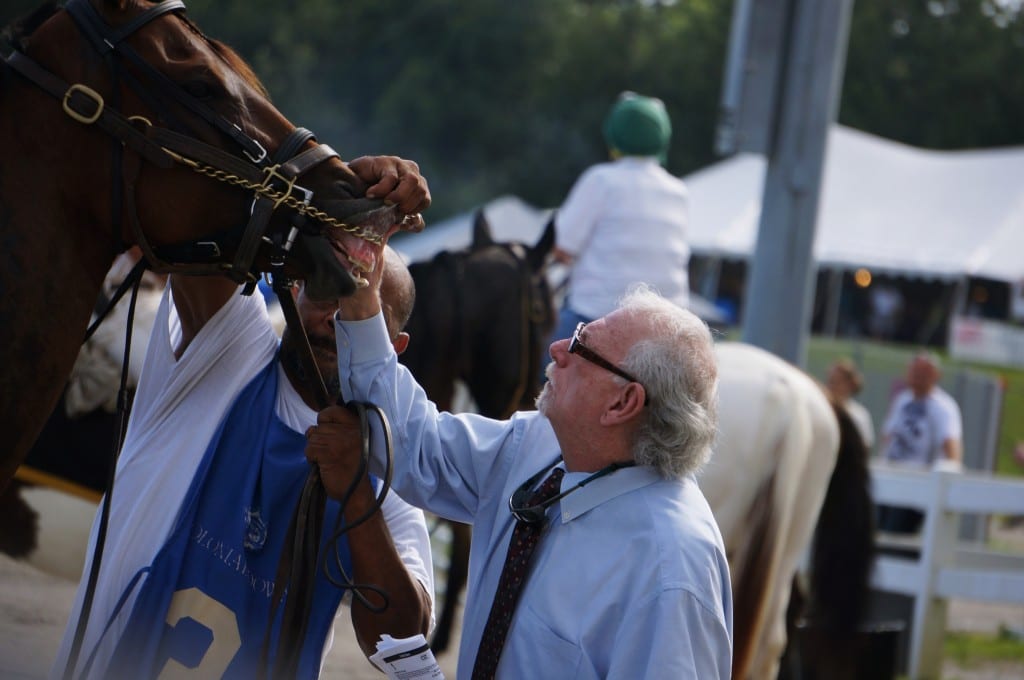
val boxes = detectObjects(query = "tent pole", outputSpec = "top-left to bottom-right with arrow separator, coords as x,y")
822,267 -> 843,338
946,276 -> 970,349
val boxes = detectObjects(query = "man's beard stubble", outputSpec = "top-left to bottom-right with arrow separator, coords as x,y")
279,329 -> 341,400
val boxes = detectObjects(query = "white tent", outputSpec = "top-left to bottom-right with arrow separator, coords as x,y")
393,126 -> 1023,323
686,125 -> 1024,283
389,195 -> 553,264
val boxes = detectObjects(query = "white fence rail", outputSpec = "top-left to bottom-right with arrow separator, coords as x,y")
870,462 -> 1024,679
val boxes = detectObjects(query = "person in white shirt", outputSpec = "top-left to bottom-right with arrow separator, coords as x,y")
309,266 -> 733,679
547,91 -> 691,350
877,352 -> 963,533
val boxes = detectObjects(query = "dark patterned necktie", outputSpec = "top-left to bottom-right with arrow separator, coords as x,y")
473,466 -> 569,680
471,467 -> 566,680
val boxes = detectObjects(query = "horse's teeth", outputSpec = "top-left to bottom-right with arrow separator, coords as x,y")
348,255 -> 371,274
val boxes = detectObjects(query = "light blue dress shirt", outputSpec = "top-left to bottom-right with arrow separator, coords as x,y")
336,313 -> 732,679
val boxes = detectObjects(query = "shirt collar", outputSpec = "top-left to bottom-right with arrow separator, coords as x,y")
559,464 -> 661,523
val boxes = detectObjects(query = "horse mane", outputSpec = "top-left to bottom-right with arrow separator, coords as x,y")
177,14 -> 271,99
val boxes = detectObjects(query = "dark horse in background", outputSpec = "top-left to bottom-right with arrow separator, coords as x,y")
0,0 -> 413,494
398,208 -> 556,652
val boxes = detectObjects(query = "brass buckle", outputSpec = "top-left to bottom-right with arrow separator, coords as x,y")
62,84 -> 104,125
260,164 -> 312,210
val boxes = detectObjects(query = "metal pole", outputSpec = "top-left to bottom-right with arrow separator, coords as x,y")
740,0 -> 855,367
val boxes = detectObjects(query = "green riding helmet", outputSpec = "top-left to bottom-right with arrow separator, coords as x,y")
602,91 -> 672,165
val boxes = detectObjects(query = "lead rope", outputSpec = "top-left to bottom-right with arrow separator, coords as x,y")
258,223 -> 394,678
64,273 -> 143,680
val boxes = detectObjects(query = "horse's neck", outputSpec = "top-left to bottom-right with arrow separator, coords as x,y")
0,171 -> 118,474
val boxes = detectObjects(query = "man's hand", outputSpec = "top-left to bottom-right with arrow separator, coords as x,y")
348,155 -> 430,226
336,156 -> 423,321
307,405 -> 369,500
308,404 -> 433,651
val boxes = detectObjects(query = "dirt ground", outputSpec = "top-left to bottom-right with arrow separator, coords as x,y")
1,507 -> 1021,679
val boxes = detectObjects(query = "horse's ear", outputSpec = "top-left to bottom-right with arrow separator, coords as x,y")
529,214 -> 556,270
471,209 -> 495,250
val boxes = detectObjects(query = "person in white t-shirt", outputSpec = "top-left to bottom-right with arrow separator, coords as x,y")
546,91 -> 691,352
877,352 -> 963,533
53,158 -> 434,680
826,358 -> 876,450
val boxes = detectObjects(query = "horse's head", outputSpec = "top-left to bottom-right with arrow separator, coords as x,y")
465,209 -> 557,415
6,0 -> 415,299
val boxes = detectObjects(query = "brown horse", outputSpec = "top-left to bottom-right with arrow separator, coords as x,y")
0,0 -> 409,492
397,208 -> 555,652
0,251 -> 163,568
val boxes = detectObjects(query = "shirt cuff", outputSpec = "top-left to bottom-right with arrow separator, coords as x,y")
334,312 -> 392,365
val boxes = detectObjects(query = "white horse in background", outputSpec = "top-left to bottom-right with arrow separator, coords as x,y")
703,342 -> 873,680
63,251 -> 166,418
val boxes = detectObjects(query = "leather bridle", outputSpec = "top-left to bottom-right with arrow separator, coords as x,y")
441,242 -> 551,417
502,241 -> 553,414
4,0 -> 372,294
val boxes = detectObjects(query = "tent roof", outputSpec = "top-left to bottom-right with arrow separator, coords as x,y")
389,195 -> 553,264
685,125 -> 1024,282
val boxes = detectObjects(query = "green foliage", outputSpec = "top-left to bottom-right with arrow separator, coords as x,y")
177,0 -> 733,218
3,0 -> 1022,221
841,0 -> 1024,150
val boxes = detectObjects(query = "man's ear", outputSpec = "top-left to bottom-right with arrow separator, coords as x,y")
600,383 -> 646,426
392,332 -> 410,356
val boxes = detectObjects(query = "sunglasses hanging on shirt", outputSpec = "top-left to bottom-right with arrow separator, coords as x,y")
509,456 -> 636,525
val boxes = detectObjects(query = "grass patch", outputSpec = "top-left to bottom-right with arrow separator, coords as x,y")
944,627 -> 1024,666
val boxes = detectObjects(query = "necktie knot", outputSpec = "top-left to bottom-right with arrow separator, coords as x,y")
528,467 -> 565,506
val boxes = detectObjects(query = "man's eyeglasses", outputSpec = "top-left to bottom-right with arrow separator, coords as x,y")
568,322 -> 648,403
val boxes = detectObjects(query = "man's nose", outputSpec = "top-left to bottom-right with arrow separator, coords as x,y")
548,337 -> 570,364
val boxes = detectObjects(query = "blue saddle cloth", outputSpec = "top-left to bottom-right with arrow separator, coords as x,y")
104,360 -> 361,679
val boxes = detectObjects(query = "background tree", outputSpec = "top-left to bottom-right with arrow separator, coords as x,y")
841,0 -> 1024,149
3,0 -> 1021,219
